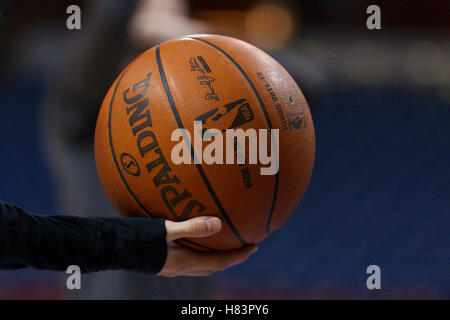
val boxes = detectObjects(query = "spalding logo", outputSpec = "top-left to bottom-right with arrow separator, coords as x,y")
120,153 -> 141,177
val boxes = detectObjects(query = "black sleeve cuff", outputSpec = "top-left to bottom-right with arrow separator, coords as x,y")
0,201 -> 167,274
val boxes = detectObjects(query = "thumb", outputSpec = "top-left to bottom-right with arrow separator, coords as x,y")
165,216 -> 222,241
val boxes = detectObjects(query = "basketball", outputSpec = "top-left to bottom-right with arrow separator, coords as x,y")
94,34 -> 315,251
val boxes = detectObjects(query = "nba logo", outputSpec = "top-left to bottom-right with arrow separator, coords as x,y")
195,98 -> 255,138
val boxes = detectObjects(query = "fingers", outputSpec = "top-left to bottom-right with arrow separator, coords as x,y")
165,216 -> 222,241
161,217 -> 257,278
158,244 -> 258,278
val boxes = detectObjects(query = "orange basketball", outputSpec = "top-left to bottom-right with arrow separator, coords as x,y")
94,34 -> 315,251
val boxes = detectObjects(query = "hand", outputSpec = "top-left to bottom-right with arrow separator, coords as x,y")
158,216 -> 258,277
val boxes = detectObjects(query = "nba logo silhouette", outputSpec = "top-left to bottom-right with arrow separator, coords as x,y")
195,98 -> 254,138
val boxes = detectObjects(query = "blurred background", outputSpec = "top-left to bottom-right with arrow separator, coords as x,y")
0,0 -> 448,299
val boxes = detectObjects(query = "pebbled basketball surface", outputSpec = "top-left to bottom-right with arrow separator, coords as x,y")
95,34 -> 315,251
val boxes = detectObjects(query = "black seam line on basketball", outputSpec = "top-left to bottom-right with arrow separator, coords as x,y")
108,69 -> 154,218
176,238 -> 219,253
189,37 -> 280,234
155,44 -> 248,246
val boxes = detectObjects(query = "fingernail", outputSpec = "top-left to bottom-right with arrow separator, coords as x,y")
251,246 -> 258,253
206,218 -> 221,232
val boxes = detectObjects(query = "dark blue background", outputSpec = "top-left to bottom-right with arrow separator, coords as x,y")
0,77 -> 448,298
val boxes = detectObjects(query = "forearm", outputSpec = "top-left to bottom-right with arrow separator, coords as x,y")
0,201 -> 167,274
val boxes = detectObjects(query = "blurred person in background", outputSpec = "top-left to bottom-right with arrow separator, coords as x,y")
41,0 -> 217,299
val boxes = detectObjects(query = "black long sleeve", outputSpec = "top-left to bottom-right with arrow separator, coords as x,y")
0,201 -> 167,274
